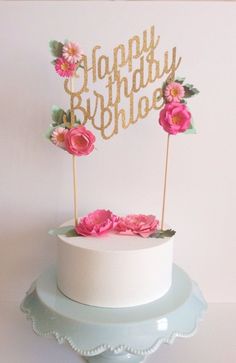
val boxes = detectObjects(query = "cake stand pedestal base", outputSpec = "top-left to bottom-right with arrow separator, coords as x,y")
20,265 -> 207,363
86,352 -> 144,363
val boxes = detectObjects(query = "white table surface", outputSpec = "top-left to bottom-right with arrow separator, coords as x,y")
1,301 -> 235,363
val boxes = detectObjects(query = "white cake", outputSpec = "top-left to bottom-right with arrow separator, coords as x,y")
57,221 -> 174,308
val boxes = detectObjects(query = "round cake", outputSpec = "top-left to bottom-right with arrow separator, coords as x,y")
57,221 -> 174,308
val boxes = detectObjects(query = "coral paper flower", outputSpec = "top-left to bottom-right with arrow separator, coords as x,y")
51,127 -> 68,148
64,126 -> 96,156
115,214 -> 159,238
159,102 -> 191,135
75,210 -> 118,237
55,57 -> 76,78
164,82 -> 185,103
63,42 -> 83,64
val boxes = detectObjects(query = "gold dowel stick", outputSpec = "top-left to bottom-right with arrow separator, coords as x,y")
161,133 -> 170,230
72,154 -> 78,226
69,76 -> 78,226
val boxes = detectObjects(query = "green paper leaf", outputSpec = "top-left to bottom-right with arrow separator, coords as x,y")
66,110 -> 73,125
175,77 -> 185,84
184,84 -> 200,98
51,105 -> 66,126
45,125 -> 56,140
66,109 -> 71,121
65,229 -> 79,237
49,40 -> 63,58
75,119 -> 81,125
48,226 -> 76,236
185,123 -> 197,134
150,229 -> 176,239
48,226 -> 83,237
185,117 -> 197,134
162,79 -> 168,93
65,110 -> 81,125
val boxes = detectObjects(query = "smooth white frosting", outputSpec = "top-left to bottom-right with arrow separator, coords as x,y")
57,221 -> 174,308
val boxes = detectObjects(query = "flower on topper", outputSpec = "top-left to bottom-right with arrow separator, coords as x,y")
115,214 -> 159,238
55,57 -> 76,78
51,127 -> 68,148
164,82 -> 185,103
63,42 -> 84,64
159,102 -> 191,135
49,40 -> 84,78
64,125 -> 96,156
75,210 -> 119,237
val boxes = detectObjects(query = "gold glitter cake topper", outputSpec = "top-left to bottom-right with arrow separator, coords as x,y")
48,28 -> 199,233
64,25 -> 181,140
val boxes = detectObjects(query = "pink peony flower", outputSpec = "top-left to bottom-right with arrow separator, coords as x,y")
164,82 -> 185,103
63,42 -> 84,64
51,127 -> 68,148
115,214 -> 159,238
64,125 -> 95,156
75,210 -> 118,237
55,57 -> 76,77
159,102 -> 191,135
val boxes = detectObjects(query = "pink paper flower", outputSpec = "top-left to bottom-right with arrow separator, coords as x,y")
115,214 -> 159,238
159,102 -> 191,135
75,210 -> 118,237
55,57 -> 76,77
51,127 -> 68,148
164,82 -> 185,103
63,42 -> 83,64
64,125 -> 95,156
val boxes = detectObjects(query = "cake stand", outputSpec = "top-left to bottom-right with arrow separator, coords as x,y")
20,265 -> 207,363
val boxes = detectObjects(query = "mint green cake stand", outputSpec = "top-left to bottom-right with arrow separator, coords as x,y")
20,265 -> 207,363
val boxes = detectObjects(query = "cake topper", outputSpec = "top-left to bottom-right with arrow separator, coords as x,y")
47,28 -> 199,238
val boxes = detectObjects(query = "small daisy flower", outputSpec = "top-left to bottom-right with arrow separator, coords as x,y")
164,82 -> 185,103
55,57 -> 76,78
51,127 -> 68,148
62,42 -> 83,64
